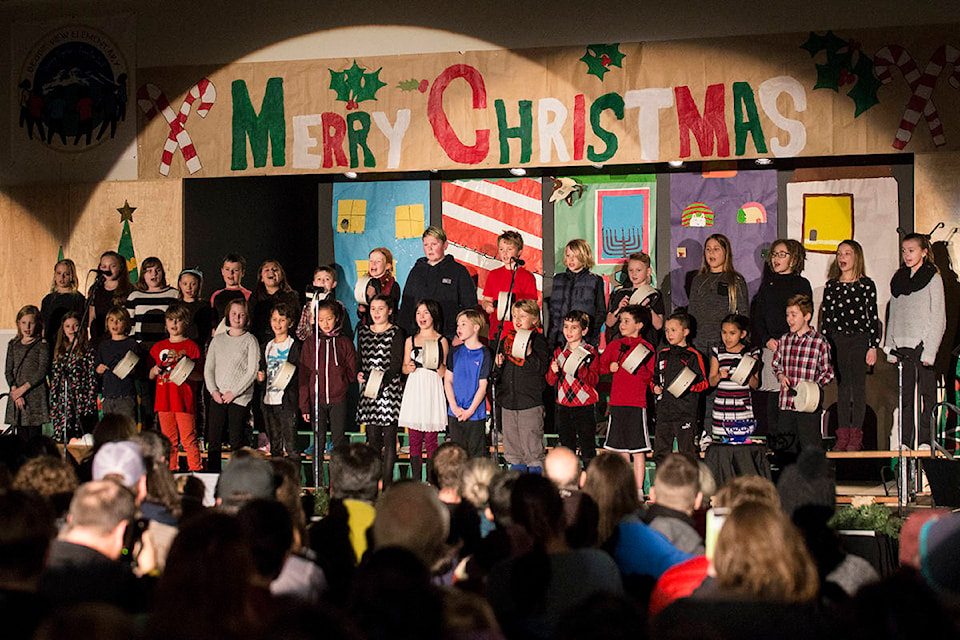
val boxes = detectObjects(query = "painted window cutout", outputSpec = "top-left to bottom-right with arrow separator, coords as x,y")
337,199 -> 367,234
395,204 -> 425,239
802,193 -> 853,253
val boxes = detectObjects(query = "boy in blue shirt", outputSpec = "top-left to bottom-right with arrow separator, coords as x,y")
444,309 -> 493,458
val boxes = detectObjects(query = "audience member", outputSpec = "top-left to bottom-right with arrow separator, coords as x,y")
40,480 -> 154,612
545,446 -> 599,549
215,455 -> 277,514
643,453 -> 705,554
12,454 -> 78,522
0,490 -> 56,640
372,481 -> 450,575
431,441 -> 481,560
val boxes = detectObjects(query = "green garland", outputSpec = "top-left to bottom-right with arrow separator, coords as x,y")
829,503 -> 904,539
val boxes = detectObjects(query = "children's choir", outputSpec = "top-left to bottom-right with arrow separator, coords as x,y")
5,227 -> 948,486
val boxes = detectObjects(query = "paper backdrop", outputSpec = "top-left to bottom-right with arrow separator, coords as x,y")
552,175 -> 658,290
786,177 -> 900,319
441,178 -> 544,300
669,170 -> 778,308
332,180 -> 430,322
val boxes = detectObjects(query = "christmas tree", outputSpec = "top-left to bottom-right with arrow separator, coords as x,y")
116,200 -> 138,283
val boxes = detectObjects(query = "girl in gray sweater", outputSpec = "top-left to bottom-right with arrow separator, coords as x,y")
884,233 -> 946,449
204,298 -> 260,470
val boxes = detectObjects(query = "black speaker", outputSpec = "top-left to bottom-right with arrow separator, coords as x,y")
922,458 -> 960,508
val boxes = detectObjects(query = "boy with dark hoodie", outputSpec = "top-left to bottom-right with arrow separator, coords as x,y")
398,226 -> 477,342
299,299 -> 356,470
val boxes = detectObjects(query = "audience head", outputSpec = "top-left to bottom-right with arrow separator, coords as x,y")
511,473 -> 567,546
13,455 -> 78,518
776,448 -> 835,518
544,446 -> 582,491
582,453 -> 641,543
154,511 -> 257,640
216,456 -> 276,514
460,457 -> 499,510
0,490 -> 56,590
131,431 -> 182,519
713,502 -> 818,602
92,441 -> 147,502
329,443 -> 380,503
373,481 -> 449,571
651,453 -> 702,515
63,480 -> 137,561
430,442 -> 468,495
713,474 -> 781,510
488,469 -> 522,526
237,499 -> 294,583
271,457 -> 309,546
91,414 -> 138,453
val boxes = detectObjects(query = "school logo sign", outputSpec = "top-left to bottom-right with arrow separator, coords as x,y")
18,25 -> 129,151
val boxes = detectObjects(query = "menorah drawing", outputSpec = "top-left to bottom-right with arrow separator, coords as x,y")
603,227 -> 643,259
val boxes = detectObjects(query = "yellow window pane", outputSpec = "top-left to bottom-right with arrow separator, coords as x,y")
802,194 -> 853,254
337,199 -> 367,234
395,204 -> 425,239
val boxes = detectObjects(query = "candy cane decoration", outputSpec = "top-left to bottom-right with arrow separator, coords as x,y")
137,78 -> 217,175
873,45 -> 960,149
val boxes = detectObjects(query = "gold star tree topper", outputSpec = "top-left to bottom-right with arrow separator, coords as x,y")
117,200 -> 136,222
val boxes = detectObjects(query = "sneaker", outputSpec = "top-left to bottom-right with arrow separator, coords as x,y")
304,443 -> 315,456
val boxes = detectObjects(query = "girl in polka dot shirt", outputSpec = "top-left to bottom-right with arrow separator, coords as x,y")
820,240 -> 881,451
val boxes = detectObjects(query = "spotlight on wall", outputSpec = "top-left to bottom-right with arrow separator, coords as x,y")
668,160 -> 683,168
509,167 -> 526,176
343,171 -> 358,179
754,158 -> 773,166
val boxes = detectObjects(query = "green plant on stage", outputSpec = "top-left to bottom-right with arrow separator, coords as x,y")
830,503 -> 904,539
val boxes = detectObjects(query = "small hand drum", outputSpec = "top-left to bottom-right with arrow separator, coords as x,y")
421,339 -> 441,371
497,291 -> 514,322
562,345 -> 591,377
270,361 -> 296,391
729,354 -> 757,386
666,366 -> 696,398
168,357 -> 195,386
628,284 -> 658,306
511,329 -> 533,361
355,275 -> 373,304
621,342 -> 652,375
362,368 -> 385,399
792,381 -> 821,413
112,351 -> 139,380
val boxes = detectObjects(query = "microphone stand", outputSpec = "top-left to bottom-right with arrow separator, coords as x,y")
311,292 -> 323,491
490,260 -> 520,464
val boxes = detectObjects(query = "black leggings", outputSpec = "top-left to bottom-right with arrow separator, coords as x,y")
831,332 -> 869,431
897,345 -> 938,447
366,423 -> 398,488
207,401 -> 250,472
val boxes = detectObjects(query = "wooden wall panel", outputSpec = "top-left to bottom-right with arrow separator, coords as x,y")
0,180 -> 182,328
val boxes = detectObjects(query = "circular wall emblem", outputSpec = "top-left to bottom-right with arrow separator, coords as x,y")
18,25 -> 129,152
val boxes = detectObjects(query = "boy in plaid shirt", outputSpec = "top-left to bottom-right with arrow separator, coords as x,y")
772,294 -> 834,459
546,310 -> 600,469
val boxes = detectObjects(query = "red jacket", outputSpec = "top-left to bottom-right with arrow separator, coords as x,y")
299,331 -> 356,410
598,335 -> 655,408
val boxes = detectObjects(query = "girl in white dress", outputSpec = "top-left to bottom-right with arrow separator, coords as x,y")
398,299 -> 449,481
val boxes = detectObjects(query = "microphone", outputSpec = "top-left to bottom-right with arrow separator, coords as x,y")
510,256 -> 526,266
890,348 -> 909,360
89,268 -> 112,277
305,285 -> 327,294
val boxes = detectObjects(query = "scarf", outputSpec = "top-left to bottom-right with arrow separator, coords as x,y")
891,261 -> 936,298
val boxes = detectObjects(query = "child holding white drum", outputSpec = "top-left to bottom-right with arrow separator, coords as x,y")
771,295 -> 834,461
598,304 -> 656,492
652,312 -> 709,464
708,314 -> 760,445
495,299 -> 549,474
399,299 -> 449,481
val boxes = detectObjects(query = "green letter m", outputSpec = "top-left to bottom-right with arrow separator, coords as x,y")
232,78 -> 285,170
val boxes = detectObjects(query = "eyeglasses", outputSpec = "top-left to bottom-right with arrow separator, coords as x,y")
770,251 -> 791,258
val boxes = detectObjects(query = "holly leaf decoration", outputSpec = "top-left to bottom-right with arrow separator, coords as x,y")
846,54 -> 883,116
580,43 -> 626,80
329,60 -> 387,110
398,78 -> 420,91
801,31 -> 880,117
